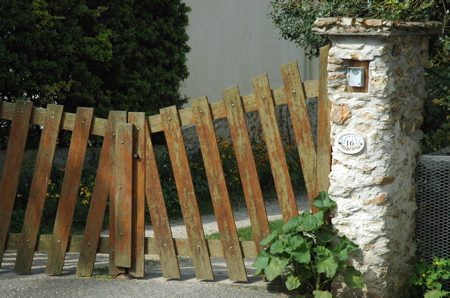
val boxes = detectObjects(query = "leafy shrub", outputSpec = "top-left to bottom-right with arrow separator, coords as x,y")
406,257 -> 450,298
10,152 -> 99,234
253,192 -> 364,296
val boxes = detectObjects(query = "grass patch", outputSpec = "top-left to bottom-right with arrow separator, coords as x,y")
205,219 -> 284,241
91,266 -> 114,279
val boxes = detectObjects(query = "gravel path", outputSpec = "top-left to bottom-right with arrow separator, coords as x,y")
146,195 -> 310,238
1,196 -> 311,297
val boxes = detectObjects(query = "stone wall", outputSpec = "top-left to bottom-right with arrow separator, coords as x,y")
314,18 -> 441,296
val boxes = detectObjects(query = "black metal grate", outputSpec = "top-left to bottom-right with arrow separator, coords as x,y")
415,154 -> 450,289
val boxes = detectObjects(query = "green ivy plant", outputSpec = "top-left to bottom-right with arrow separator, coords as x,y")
406,257 -> 450,298
253,192 -> 364,297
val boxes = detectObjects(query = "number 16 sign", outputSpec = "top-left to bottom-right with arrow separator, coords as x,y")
336,133 -> 365,154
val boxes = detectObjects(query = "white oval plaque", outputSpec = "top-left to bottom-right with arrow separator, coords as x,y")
336,133 -> 365,154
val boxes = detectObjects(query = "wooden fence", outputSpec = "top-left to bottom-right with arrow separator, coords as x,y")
0,46 -> 330,281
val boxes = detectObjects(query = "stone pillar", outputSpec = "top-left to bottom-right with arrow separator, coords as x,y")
313,18 -> 441,296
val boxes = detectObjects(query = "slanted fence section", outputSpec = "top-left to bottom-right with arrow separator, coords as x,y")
0,45 -> 330,281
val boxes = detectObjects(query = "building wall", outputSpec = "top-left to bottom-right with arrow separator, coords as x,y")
180,0 -> 319,104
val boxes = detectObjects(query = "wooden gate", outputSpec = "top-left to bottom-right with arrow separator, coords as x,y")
0,46 -> 330,280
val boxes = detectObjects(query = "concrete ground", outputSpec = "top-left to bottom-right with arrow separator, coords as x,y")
1,197 -> 310,297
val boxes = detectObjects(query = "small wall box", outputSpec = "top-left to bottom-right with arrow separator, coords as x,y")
348,67 -> 365,87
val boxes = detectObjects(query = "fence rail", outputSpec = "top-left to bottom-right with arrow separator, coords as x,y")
0,45 -> 331,282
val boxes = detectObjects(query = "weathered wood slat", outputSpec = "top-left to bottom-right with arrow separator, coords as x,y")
317,45 -> 332,194
280,62 -> 319,211
146,80 -> 319,133
161,106 -> 214,281
222,87 -> 270,253
6,234 -> 259,259
192,97 -> 247,282
144,122 -> 181,279
252,74 -> 298,222
114,123 -> 133,268
14,104 -> 64,274
0,101 -> 34,264
107,111 -> 128,275
76,116 -> 113,277
127,113 -> 146,277
45,107 -> 94,275
0,102 -> 108,136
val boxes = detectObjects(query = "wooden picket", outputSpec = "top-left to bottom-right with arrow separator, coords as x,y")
0,45 -> 331,282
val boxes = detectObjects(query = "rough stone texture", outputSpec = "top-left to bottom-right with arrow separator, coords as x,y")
313,17 -> 442,36
317,19 -> 436,297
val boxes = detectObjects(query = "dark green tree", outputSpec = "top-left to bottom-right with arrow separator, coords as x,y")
0,0 -> 190,118
269,0 -> 449,152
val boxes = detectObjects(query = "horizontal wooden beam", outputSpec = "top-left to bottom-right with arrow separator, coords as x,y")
5,233 -> 259,259
0,102 -> 109,137
147,80 -> 319,133
1,79 -> 318,136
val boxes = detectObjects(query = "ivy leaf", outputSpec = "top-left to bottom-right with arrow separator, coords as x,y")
344,266 -> 364,289
253,268 -> 264,276
313,290 -> 333,298
311,191 -> 337,212
315,230 -> 334,243
331,235 -> 359,261
253,249 -> 270,269
424,289 -> 450,298
314,246 -> 333,257
282,216 -> 300,232
270,239 -> 286,254
296,212 -> 324,232
265,256 -> 289,281
292,249 -> 311,263
288,234 -> 306,249
316,255 -> 338,278
286,275 -> 301,290
260,230 -> 279,246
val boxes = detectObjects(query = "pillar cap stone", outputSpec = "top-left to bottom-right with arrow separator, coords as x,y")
313,17 -> 442,36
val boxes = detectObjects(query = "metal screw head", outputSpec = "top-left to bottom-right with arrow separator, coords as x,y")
163,243 -> 167,247
88,243 -> 91,246
231,103 -> 235,107
200,109 -> 203,113
229,246 -> 233,250
136,127 -> 140,131
118,185 -> 122,189
133,153 -> 138,159
82,120 -> 85,124
51,116 -> 55,119
112,132 -> 116,136
58,240 -> 61,243
168,117 -> 172,121
262,96 -> 266,99
119,233 -> 123,236
292,90 -> 297,94
121,141 -> 124,144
